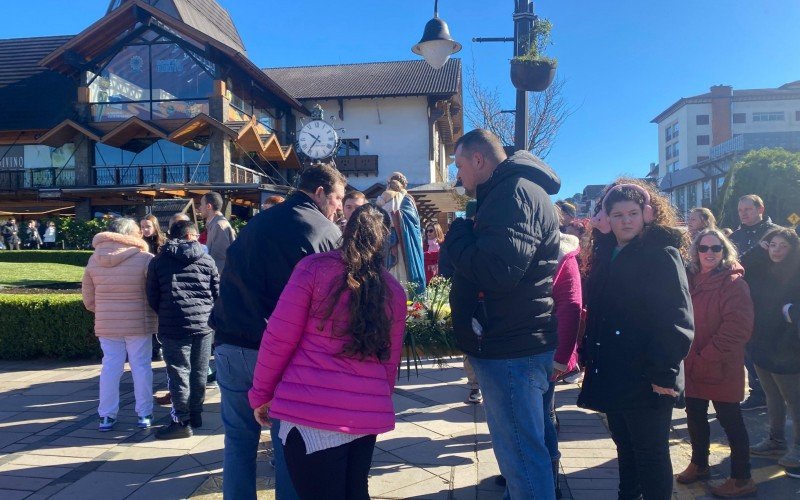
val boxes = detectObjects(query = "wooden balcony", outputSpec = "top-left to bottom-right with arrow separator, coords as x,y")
334,155 -> 378,177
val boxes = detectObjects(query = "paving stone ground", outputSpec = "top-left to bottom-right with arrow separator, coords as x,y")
0,358 -> 797,499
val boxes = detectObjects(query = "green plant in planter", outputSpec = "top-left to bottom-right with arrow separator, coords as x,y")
511,18 -> 557,91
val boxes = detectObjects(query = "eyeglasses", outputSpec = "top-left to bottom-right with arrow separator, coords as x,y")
426,229 -> 435,233
697,245 -> 723,253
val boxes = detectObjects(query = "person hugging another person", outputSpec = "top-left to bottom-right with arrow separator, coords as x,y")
678,228 -> 756,497
82,218 -> 156,431
146,220 -> 219,440
248,204 -> 407,499
578,180 -> 694,500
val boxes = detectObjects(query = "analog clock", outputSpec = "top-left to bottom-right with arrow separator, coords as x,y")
297,120 -> 339,159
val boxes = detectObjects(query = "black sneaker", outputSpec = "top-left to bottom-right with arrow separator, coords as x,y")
741,394 -> 767,411
786,466 -> 800,479
190,413 -> 202,428
155,420 -> 193,440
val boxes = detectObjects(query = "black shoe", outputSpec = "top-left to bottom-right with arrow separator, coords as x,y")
190,413 -> 202,428
494,475 -> 506,486
152,348 -> 163,362
155,420 -> 193,440
741,394 -> 767,411
786,466 -> 800,479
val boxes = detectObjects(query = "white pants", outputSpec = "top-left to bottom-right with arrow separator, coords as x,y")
98,336 -> 154,418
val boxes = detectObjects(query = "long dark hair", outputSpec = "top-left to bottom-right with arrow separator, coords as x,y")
322,204 -> 393,361
762,228 -> 800,283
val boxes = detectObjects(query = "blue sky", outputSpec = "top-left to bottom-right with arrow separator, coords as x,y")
6,0 -> 800,198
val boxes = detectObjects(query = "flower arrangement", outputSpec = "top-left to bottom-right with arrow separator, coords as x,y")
402,276 -> 457,376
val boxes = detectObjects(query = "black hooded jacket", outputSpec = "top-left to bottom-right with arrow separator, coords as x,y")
444,151 -> 562,359
577,226 -> 694,413
209,191 -> 342,350
730,217 -> 779,257
146,240 -> 219,338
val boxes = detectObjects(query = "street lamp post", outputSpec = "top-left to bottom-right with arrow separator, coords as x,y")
413,1 -> 537,152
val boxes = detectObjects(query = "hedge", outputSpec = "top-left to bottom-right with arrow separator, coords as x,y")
0,250 -> 93,267
0,294 -> 100,360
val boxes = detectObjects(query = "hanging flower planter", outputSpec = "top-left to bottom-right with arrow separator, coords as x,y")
510,59 -> 557,92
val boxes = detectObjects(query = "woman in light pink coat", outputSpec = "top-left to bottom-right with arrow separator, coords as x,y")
249,204 -> 407,500
82,218 -> 156,432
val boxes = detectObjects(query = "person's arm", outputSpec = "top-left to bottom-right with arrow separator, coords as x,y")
444,188 -> 542,292
644,247 -> 694,390
81,267 -> 95,312
145,258 -> 160,313
248,258 -> 315,409
552,254 -> 583,373
699,277 -> 753,361
384,288 -> 408,391
209,258 -> 220,302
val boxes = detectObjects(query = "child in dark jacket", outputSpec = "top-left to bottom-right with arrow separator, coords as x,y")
146,220 -> 219,439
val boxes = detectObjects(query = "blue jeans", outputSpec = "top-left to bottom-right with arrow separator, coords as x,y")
468,351 -> 556,500
543,380 -> 559,462
271,419 -> 299,500
215,344 -> 298,500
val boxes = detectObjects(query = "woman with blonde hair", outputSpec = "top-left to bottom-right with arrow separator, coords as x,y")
687,207 -> 717,240
677,228 -> 755,497
579,179 -> 694,500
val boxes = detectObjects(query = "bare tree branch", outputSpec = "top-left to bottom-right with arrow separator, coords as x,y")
465,61 -> 573,159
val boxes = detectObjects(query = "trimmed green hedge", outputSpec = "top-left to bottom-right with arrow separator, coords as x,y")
0,294 -> 100,360
0,250 -> 93,267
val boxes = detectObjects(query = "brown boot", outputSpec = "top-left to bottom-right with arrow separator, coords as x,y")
709,477 -> 757,498
154,392 -> 172,405
676,463 -> 710,484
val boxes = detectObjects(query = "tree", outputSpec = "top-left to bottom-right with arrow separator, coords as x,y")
463,62 -> 573,159
718,148 -> 800,228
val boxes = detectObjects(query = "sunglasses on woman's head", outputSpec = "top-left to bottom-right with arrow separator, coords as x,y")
697,245 -> 723,253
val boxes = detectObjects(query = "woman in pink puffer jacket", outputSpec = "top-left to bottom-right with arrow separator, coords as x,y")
249,204 -> 407,500
82,218 -> 156,432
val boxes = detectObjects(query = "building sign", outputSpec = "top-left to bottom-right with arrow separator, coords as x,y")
788,213 -> 800,226
155,59 -> 184,73
0,146 -> 24,169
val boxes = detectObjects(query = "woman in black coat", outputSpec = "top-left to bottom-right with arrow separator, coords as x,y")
578,180 -> 694,500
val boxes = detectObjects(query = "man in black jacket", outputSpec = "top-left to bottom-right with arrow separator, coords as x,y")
730,194 -> 779,411
146,220 -> 219,440
444,129 -> 561,500
209,163 -> 345,500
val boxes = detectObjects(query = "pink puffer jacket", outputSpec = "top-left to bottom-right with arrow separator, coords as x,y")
82,232 -> 156,338
552,234 -> 583,374
249,252 -> 407,435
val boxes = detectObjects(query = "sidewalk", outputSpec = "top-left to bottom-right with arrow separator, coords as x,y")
0,358 -> 796,499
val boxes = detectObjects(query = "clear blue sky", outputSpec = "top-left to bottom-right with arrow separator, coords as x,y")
5,0 -> 800,198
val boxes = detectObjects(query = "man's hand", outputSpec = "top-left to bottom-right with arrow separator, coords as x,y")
253,401 -> 272,427
651,384 -> 678,397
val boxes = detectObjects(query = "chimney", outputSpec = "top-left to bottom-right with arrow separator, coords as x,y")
710,85 -> 733,146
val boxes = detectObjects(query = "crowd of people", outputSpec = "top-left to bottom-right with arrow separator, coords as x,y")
50,126 -> 798,499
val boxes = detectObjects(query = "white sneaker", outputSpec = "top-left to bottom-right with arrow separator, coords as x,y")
563,371 -> 583,384
467,389 -> 483,404
98,416 -> 116,432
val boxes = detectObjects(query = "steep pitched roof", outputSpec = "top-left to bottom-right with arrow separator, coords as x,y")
0,35 -> 73,88
264,59 -> 461,100
109,0 -> 245,53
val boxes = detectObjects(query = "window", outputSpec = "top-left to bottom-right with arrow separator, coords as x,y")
674,186 -> 686,215
673,142 -> 680,158
668,161 -> 680,173
716,176 -> 725,196
696,115 -> 710,125
672,122 -> 680,138
702,180 -> 712,202
664,122 -> 679,141
753,111 -> 785,122
687,182 -> 698,209
696,135 -> 710,146
337,139 -> 360,157
665,144 -> 672,160
732,113 -> 746,124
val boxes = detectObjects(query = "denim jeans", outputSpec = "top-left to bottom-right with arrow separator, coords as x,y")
543,380 -> 559,461
215,344 -> 299,500
271,419 -> 299,500
161,333 -> 212,423
468,351 -> 556,500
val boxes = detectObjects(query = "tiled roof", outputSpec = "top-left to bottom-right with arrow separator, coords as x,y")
264,59 -> 461,100
172,0 -> 245,54
0,35 -> 73,88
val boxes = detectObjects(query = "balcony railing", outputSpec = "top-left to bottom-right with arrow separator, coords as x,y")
93,164 -> 210,186
334,155 -> 379,176
710,135 -> 744,159
231,163 -> 265,184
0,168 -> 76,190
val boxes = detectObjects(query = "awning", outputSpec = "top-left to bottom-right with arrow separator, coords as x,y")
37,119 -> 102,147
101,117 -> 167,151
408,182 -> 463,221
168,113 -> 236,145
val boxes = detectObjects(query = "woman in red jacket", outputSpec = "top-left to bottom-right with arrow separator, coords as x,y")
249,204 -> 407,500
677,228 -> 756,497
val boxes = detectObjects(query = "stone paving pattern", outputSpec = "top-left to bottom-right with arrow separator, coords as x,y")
0,358 -> 796,499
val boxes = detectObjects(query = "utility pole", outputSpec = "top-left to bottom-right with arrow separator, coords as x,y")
513,1 -> 535,151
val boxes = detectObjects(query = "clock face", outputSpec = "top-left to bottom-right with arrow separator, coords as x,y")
298,120 -> 339,159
